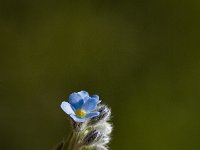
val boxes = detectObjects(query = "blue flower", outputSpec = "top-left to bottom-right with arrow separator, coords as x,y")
61,91 -> 101,122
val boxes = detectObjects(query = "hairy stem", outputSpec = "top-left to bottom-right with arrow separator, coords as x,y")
66,132 -> 81,150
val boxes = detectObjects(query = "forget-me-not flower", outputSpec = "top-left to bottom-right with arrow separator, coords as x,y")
61,91 -> 100,122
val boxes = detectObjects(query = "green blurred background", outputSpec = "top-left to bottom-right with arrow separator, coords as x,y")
0,0 -> 200,149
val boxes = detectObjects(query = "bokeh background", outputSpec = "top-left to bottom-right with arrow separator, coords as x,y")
1,0 -> 200,150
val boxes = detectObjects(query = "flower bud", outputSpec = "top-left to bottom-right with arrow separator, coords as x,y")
98,134 -> 110,145
89,105 -> 111,125
83,130 -> 102,146
95,122 -> 112,135
92,145 -> 108,150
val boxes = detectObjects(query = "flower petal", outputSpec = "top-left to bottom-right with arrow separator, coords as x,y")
82,98 -> 98,112
69,92 -> 84,109
70,114 -> 86,122
90,95 -> 101,103
78,91 -> 89,99
60,102 -> 75,115
72,99 -> 84,110
69,92 -> 82,105
85,111 -> 100,118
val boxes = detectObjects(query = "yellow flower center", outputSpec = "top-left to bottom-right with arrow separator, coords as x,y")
75,109 -> 86,118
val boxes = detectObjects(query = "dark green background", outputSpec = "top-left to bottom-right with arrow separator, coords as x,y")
0,0 -> 200,150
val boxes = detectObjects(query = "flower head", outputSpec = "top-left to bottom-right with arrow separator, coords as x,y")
61,91 -> 100,122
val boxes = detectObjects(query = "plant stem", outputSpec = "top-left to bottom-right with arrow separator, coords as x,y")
65,132 -> 81,150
